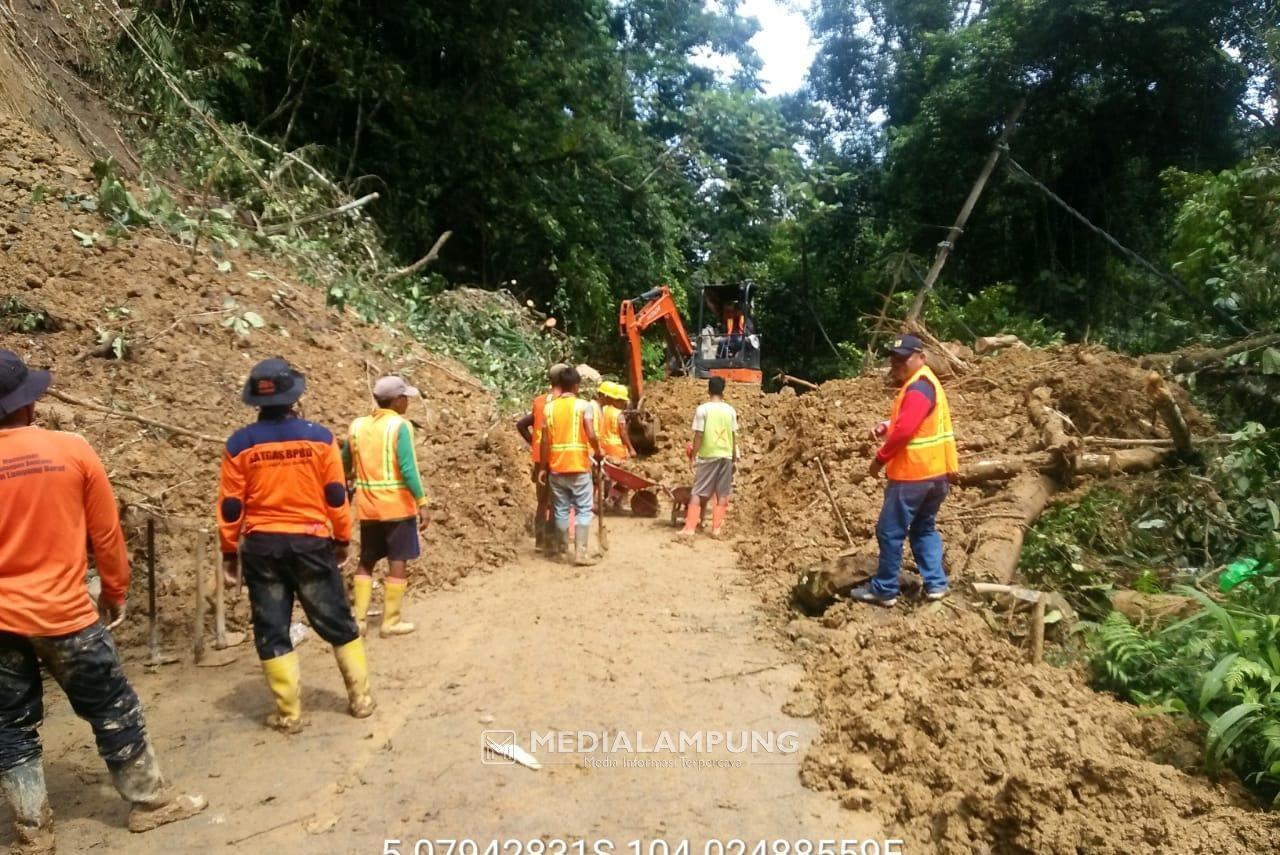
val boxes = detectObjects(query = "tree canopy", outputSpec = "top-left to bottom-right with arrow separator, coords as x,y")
141,0 -> 1279,375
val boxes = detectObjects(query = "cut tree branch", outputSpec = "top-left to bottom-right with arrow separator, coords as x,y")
379,231 -> 453,283
46,389 -> 223,445
258,192 -> 379,236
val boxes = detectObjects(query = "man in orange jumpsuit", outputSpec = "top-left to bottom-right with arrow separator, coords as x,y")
219,358 -> 374,732
0,350 -> 206,852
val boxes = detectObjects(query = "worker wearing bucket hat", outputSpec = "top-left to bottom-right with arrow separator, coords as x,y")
219,358 -> 374,733
0,350 -> 207,848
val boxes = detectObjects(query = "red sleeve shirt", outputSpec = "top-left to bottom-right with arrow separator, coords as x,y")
876,379 -> 937,464
0,426 -> 130,636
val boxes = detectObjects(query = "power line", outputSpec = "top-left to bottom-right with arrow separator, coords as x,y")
1004,151 -> 1252,337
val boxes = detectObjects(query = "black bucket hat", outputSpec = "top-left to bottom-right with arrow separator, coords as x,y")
242,357 -> 306,407
0,350 -> 52,418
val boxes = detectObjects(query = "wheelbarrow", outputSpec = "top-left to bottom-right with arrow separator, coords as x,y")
601,461 -> 671,518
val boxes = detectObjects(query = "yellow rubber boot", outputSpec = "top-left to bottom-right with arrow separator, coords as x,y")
352,575 -> 373,636
333,639 -> 376,718
380,580 -> 415,637
261,652 -> 303,733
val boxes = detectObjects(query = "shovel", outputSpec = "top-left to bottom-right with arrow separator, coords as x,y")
594,459 -> 609,553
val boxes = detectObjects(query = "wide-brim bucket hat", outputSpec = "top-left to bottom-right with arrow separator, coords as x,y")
242,357 -> 306,407
0,350 -> 52,417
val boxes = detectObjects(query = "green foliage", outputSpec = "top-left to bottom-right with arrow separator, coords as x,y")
1090,579 -> 1280,803
405,293 -> 573,408
0,297 -> 56,333
1166,151 -> 1280,332
1025,423 -> 1280,618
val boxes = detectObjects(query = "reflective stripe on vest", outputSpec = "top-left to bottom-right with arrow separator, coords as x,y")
884,365 -> 959,482
349,410 -> 418,520
546,396 -> 591,474
599,404 -> 627,458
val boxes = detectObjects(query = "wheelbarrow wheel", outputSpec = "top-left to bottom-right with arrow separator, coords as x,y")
630,490 -> 660,518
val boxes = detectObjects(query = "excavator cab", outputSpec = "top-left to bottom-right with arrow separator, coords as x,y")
691,281 -> 763,384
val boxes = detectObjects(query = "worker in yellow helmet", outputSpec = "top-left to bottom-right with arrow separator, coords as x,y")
343,376 -> 430,637
595,381 -> 634,463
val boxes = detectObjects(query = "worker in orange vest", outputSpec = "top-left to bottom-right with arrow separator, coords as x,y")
344,376 -> 430,637
0,350 -> 207,850
516,363 -> 569,550
219,358 -> 374,732
851,335 -> 959,607
538,366 -> 603,565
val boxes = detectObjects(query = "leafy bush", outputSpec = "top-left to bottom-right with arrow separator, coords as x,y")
1092,578 -> 1280,804
405,291 -> 573,407
1025,423 -> 1280,618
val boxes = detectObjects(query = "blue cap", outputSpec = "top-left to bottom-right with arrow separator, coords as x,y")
888,334 -> 924,357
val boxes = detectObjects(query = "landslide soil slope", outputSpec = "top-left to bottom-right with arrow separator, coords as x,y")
644,353 -> 1277,851
0,108 -> 528,647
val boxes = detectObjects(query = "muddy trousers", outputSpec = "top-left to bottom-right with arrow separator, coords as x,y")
0,622 -> 167,830
241,535 -> 361,660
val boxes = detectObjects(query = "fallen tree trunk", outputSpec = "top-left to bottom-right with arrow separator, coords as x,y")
974,334 -> 1023,354
1027,386 -> 1077,456
1142,332 -> 1280,375
1145,372 -> 1193,454
1110,591 -> 1198,624
965,473 -> 1060,584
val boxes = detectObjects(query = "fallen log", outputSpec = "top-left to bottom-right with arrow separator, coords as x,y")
1110,591 -> 1198,624
965,473 -> 1060,584
1145,372 -> 1193,454
959,457 -> 1028,484
776,373 -> 820,392
1142,332 -> 1280,375
1073,448 -> 1172,477
1027,387 -> 1077,455
974,334 -> 1023,354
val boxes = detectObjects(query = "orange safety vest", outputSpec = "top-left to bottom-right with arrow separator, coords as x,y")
726,313 -> 744,335
545,395 -> 592,474
599,403 -> 627,459
884,365 -> 959,482
348,409 -> 420,521
530,392 -> 548,464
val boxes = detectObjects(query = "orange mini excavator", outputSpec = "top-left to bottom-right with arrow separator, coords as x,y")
618,282 -> 762,452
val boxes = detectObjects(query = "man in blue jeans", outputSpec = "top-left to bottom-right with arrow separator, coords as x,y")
852,335 -> 959,607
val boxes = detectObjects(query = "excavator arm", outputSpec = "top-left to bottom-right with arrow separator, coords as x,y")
618,286 -> 694,407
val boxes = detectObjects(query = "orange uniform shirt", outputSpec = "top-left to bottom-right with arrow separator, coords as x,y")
217,414 -> 353,555
0,426 -> 130,636
530,392 -> 548,464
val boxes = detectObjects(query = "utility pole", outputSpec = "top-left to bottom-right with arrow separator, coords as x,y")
905,99 -> 1026,323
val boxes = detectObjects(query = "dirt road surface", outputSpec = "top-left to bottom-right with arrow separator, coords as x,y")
17,518 -> 883,853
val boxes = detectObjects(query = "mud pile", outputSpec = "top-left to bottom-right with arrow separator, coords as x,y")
796,605 -> 1280,852
730,346 -> 1206,600
0,109 -> 529,644
708,348 -> 1270,848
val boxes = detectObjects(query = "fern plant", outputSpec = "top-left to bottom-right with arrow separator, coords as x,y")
1092,577 -> 1280,803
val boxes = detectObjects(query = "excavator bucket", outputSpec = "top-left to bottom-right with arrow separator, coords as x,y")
628,410 -> 660,454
